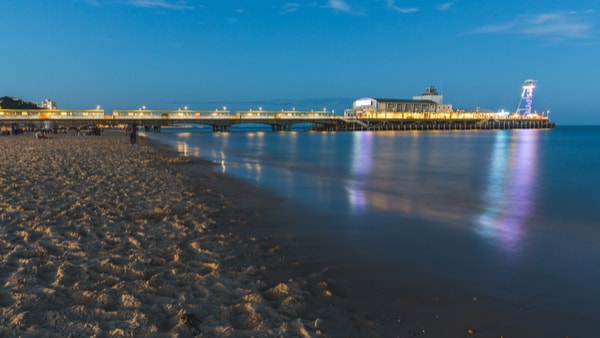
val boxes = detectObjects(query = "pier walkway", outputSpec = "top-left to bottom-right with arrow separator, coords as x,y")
0,108 -> 555,132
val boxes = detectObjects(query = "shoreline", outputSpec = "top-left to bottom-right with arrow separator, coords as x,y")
142,134 -> 400,336
142,131 -> 573,337
0,130 -> 388,337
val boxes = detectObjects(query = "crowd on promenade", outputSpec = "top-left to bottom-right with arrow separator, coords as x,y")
0,124 -> 103,137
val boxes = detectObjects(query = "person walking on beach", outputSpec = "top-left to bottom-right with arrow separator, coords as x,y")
129,122 -> 137,145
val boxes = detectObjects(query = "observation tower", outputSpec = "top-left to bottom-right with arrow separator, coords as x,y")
516,79 -> 536,115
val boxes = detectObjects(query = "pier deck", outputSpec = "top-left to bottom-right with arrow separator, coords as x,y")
0,109 -> 555,132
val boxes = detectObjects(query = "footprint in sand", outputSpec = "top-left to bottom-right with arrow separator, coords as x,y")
0,288 -> 15,307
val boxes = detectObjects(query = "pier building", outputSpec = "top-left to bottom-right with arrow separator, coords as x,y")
344,86 -> 452,118
412,86 -> 453,112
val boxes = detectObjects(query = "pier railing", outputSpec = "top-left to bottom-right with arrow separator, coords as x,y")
0,109 -> 105,120
0,108 -> 554,131
112,109 -> 231,119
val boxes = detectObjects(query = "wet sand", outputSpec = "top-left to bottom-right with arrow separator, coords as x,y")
0,130 -> 390,337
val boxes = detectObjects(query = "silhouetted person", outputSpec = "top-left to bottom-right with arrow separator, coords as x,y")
129,122 -> 137,144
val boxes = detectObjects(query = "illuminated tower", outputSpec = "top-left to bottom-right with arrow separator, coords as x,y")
516,79 -> 535,115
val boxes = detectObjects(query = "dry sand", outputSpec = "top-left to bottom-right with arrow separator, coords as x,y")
0,130 -> 386,337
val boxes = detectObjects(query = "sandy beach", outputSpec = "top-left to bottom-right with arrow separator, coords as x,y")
0,130 -> 388,337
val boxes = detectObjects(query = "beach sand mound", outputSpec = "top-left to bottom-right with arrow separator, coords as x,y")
0,131 -> 381,337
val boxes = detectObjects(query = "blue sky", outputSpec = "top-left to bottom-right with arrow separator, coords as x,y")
1,0 -> 599,124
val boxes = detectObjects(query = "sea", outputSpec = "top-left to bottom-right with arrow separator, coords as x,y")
145,125 -> 600,336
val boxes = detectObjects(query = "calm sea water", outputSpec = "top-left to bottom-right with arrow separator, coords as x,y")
146,126 -> 600,335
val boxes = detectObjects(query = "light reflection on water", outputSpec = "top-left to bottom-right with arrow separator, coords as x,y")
161,130 -> 549,236
347,132 -> 373,215
166,129 -> 545,242
476,130 -> 539,255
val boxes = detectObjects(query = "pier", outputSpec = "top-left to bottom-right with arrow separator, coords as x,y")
334,114 -> 555,131
0,108 -> 555,133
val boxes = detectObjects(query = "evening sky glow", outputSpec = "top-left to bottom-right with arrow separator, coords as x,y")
1,0 -> 599,124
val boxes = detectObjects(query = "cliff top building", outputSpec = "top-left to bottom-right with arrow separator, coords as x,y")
40,99 -> 57,110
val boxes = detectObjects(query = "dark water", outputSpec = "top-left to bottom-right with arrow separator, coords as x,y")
147,126 -> 600,335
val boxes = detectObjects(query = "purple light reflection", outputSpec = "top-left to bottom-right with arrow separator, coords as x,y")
347,132 -> 374,215
351,132 -> 373,177
347,183 -> 367,215
476,130 -> 540,255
